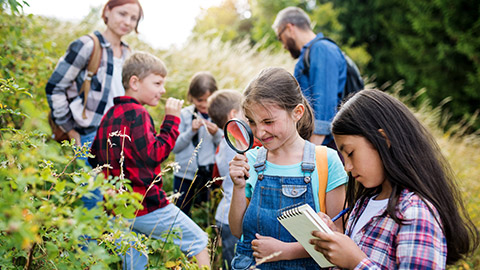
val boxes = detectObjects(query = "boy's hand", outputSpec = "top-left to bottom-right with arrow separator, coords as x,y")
67,129 -> 81,146
165,98 -> 183,118
229,154 -> 249,188
204,120 -> 219,135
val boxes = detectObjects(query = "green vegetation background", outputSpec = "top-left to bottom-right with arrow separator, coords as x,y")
1,0 -> 478,269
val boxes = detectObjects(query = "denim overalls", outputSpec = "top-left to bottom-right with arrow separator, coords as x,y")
231,141 -> 321,269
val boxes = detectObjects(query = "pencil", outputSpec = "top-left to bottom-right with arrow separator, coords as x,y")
331,208 -> 350,222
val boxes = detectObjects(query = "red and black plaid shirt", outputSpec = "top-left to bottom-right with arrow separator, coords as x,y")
89,96 -> 180,216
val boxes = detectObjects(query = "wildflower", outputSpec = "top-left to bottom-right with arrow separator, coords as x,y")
205,176 -> 225,188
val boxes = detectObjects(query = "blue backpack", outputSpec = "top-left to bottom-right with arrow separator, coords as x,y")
303,36 -> 364,101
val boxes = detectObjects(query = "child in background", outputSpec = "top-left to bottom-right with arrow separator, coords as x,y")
89,52 -> 210,269
228,67 -> 348,269
310,89 -> 479,269
207,89 -> 245,269
173,71 -> 223,216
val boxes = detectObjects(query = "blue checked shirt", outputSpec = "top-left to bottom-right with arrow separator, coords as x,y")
45,31 -> 130,135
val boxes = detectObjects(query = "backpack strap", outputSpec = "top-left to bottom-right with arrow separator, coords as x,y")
315,145 -> 328,213
302,36 -> 334,75
78,33 -> 102,119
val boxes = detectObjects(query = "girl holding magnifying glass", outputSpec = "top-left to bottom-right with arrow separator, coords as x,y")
228,67 -> 348,269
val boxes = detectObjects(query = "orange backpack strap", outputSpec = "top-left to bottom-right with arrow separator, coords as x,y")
79,33 -> 102,119
315,145 -> 328,213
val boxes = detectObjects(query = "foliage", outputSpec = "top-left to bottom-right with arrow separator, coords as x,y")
1,0 -> 479,268
191,0 -> 372,83
0,0 -> 28,13
192,0 -> 251,44
332,0 -> 480,130
0,7 -> 198,269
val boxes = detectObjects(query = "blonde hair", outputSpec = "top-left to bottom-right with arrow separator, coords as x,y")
122,51 -> 167,90
207,89 -> 243,128
243,67 -> 314,140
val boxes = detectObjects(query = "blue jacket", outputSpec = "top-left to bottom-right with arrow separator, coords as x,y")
294,33 -> 346,139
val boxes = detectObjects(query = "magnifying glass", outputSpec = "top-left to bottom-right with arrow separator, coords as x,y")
224,118 -> 254,154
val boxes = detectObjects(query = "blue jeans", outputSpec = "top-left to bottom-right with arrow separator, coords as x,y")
232,142 -> 321,269
79,131 -> 102,210
120,204 -> 209,269
216,221 -> 238,270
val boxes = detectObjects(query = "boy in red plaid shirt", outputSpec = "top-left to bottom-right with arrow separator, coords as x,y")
89,51 -> 210,269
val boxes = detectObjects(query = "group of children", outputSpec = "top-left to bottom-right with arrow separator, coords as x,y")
87,50 -> 478,270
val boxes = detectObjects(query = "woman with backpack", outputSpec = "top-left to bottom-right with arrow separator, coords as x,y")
45,0 -> 143,210
46,0 -> 143,149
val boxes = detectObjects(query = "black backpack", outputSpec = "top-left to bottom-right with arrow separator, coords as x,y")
303,36 -> 364,101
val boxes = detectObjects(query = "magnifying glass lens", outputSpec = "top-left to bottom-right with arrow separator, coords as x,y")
224,119 -> 254,154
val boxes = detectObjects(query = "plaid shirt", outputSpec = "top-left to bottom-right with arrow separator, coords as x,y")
89,96 -> 180,216
46,31 -> 130,135
344,189 -> 447,269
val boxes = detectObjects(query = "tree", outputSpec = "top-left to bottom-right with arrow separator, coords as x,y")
334,0 -> 480,129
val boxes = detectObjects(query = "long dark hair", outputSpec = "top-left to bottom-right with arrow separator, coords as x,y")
332,89 -> 479,264
242,67 -> 314,140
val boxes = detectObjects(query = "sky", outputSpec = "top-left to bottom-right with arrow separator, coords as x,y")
23,0 -> 224,50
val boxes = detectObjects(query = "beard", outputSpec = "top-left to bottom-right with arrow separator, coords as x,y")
286,37 -> 301,59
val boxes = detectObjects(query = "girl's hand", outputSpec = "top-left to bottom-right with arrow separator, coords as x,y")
309,231 -> 367,269
165,98 -> 184,118
317,211 -> 339,232
204,120 -> 219,135
229,154 -> 249,188
251,234 -> 286,263
191,118 -> 202,132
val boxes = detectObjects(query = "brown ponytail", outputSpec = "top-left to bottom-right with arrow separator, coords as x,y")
243,67 -> 314,139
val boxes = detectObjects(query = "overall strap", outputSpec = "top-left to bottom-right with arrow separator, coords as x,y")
315,145 -> 329,213
301,141 -> 316,183
253,147 -> 268,180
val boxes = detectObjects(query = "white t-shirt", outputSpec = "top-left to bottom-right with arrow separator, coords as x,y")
107,57 -> 125,108
350,196 -> 389,238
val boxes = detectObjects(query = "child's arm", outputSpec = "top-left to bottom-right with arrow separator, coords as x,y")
326,184 -> 346,230
251,234 -> 311,262
144,98 -> 183,162
228,154 -> 250,238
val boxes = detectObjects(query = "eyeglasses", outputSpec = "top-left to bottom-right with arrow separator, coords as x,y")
277,26 -> 287,41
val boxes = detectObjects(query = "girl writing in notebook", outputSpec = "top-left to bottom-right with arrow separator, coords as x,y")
310,89 -> 479,269
228,67 -> 348,269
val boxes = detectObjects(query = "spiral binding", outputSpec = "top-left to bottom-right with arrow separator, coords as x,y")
277,203 -> 304,220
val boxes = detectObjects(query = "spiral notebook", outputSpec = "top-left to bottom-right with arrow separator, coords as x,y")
277,203 -> 334,268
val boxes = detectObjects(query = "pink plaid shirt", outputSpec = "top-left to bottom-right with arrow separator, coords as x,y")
344,189 -> 447,269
